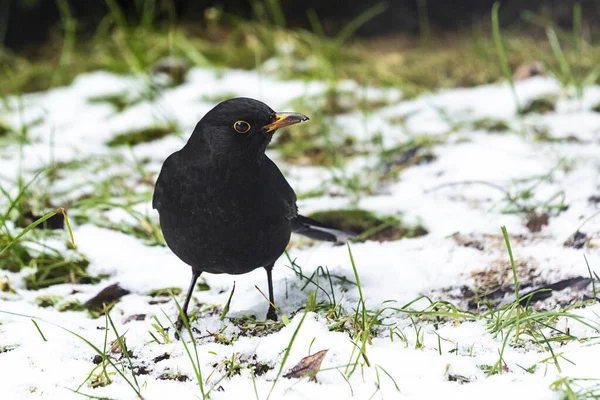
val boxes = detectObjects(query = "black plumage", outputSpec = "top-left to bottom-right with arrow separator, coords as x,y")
152,97 -> 352,332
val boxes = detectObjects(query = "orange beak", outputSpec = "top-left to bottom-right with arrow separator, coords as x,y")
263,112 -> 309,133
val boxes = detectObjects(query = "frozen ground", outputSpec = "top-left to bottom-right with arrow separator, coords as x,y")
1,68 -> 600,399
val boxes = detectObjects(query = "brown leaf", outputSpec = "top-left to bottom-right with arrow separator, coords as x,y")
451,233 -> 484,251
109,333 -> 128,356
123,314 -> 146,324
283,349 -> 328,381
525,212 -> 549,233
84,283 -> 130,311
513,61 -> 544,81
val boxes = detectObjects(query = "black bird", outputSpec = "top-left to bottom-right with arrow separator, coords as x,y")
152,97 -> 352,332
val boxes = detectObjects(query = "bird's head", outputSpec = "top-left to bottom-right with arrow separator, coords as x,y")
186,97 -> 309,163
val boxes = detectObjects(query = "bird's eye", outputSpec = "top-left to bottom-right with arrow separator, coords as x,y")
233,120 -> 251,134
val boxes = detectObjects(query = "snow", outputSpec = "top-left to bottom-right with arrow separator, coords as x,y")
1,68 -> 600,399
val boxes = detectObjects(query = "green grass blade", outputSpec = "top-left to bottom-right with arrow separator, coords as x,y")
501,226 -> 519,302
267,310 -> 308,400
573,3 -> 582,55
584,255 -> 597,301
0,210 -> 58,257
335,2 -> 387,45
377,365 -> 401,392
546,26 -> 572,85
347,243 -> 363,301
0,169 -> 45,229
164,297 -> 206,398
31,319 -> 47,342
306,9 -> 325,37
250,368 -> 260,400
104,305 -> 140,392
220,281 -> 236,321
491,2 -> 519,112
61,207 -> 76,247
501,225 -> 521,342
265,0 -> 286,27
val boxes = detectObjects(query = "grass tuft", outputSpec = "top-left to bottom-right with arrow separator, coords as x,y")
519,95 -> 557,115
106,125 -> 176,147
23,255 -> 99,290
308,209 -> 428,242
471,118 -> 510,133
148,287 -> 182,297
88,92 -> 142,113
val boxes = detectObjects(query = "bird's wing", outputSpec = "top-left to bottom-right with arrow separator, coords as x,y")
264,157 -> 298,220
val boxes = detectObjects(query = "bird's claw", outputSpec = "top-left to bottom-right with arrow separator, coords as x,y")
266,306 -> 278,322
174,316 -> 185,340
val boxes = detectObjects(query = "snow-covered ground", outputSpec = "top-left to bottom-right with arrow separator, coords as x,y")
1,68 -> 600,399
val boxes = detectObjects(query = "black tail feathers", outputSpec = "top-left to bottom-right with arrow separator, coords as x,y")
291,215 -> 355,243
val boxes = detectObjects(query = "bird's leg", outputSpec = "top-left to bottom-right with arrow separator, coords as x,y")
265,263 -> 278,321
175,271 -> 201,339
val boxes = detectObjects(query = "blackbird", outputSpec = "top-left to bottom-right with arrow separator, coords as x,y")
153,97 -> 352,332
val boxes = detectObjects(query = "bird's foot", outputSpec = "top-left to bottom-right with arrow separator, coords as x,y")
174,316 -> 186,340
266,306 -> 278,322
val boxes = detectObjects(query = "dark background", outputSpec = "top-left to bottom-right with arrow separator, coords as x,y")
2,0 -> 598,51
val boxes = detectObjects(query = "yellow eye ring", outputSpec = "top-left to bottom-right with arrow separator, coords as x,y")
233,120 -> 251,134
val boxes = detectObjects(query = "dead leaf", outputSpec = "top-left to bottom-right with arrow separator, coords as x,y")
451,233 -> 484,250
123,314 -> 146,324
525,212 -> 549,233
84,283 -> 130,311
283,349 -> 328,381
447,373 -> 471,384
564,230 -> 588,249
152,353 -> 171,363
109,332 -> 128,356
513,61 -> 544,80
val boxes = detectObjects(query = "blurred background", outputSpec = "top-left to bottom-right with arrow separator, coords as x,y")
1,0 -> 599,96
